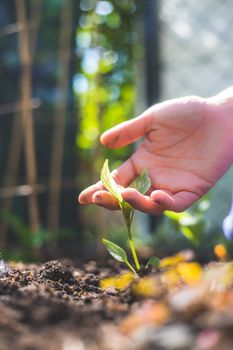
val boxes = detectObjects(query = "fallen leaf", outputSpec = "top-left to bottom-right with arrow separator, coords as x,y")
162,268 -> 181,288
160,250 -> 195,269
132,276 -> 162,298
100,272 -> 134,290
176,262 -> 203,285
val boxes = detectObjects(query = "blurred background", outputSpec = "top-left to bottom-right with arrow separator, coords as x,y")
0,0 -> 233,262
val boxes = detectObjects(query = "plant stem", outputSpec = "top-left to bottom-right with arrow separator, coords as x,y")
121,204 -> 141,271
126,260 -> 138,276
128,236 -> 140,270
126,221 -> 141,270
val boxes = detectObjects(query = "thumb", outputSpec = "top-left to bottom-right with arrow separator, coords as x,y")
100,112 -> 152,149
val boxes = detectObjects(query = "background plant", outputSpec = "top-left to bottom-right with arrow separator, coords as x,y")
0,210 -> 73,262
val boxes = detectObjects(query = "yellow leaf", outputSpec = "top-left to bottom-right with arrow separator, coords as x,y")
100,272 -> 134,290
132,276 -> 162,298
162,268 -> 181,288
160,254 -> 185,269
160,250 -> 195,269
176,262 -> 202,285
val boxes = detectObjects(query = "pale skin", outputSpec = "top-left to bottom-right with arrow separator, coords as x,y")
79,87 -> 233,214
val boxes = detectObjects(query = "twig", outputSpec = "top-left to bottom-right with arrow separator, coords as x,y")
0,185 -> 45,198
0,99 -> 41,115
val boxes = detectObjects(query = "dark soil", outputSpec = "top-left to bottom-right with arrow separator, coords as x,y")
1,258 -> 233,350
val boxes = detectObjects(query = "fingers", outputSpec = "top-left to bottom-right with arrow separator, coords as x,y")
78,181 -> 104,205
78,157 -> 137,209
150,190 -> 199,212
122,188 -> 164,215
79,185 -> 119,210
79,186 -> 119,210
92,190 -> 119,210
80,184 -> 200,214
100,112 -> 152,149
122,188 -> 200,215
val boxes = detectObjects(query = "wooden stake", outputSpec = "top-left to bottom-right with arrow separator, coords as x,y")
0,1 -> 42,249
16,0 -> 40,234
48,1 -> 73,239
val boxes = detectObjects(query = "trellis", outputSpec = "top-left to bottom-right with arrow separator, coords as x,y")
0,0 -> 75,255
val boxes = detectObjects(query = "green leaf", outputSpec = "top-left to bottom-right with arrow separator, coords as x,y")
130,168 -> 151,195
146,256 -> 160,269
165,210 -> 188,222
102,238 -> 128,263
100,159 -> 123,203
180,227 -> 199,245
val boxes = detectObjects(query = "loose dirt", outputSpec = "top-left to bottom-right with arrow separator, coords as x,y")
0,258 -> 233,350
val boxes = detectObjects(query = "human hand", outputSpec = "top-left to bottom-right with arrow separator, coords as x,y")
79,92 -> 233,214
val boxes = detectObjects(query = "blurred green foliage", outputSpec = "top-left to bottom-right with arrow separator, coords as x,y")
165,197 -> 211,245
146,196 -> 233,262
75,0 -> 141,169
1,210 -> 73,262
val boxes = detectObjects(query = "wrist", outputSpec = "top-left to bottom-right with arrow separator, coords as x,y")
207,86 -> 233,112
207,87 -> 233,126
206,88 -> 233,163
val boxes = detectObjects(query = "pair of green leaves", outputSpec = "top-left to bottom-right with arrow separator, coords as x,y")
100,159 -> 151,205
103,238 -> 160,272
101,159 -> 160,275
102,238 -> 137,274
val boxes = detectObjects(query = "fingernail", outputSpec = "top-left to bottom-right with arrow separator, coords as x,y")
78,194 -> 85,204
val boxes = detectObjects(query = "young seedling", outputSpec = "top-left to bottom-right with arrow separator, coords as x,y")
101,159 -> 159,276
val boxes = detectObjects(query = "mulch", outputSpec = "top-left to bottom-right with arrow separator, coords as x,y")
0,257 -> 233,350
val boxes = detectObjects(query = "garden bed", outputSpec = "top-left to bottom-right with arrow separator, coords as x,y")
0,257 -> 233,350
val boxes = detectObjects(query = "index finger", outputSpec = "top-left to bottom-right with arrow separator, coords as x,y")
78,181 -> 104,205
78,156 -> 139,206
122,188 -> 163,215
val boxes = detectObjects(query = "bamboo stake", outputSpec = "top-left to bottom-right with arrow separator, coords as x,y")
16,0 -> 40,234
29,0 -> 42,56
0,1 -> 41,249
0,112 -> 23,248
47,1 -> 73,238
